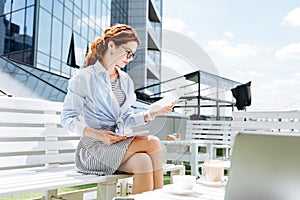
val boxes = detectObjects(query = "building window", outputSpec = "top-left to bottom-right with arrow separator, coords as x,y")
67,33 -> 79,68
0,0 -> 34,65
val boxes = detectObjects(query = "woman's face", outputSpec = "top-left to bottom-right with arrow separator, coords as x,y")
112,41 -> 138,68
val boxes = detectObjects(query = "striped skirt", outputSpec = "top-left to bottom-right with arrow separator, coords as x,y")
75,129 -> 134,175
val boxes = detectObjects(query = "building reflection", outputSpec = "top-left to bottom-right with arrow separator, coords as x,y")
0,0 -> 116,101
0,0 -> 34,65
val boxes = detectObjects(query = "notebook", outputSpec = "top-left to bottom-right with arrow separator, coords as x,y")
225,132 -> 300,200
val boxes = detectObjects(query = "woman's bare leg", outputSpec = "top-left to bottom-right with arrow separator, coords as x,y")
121,135 -> 163,190
118,153 -> 154,194
153,168 -> 163,189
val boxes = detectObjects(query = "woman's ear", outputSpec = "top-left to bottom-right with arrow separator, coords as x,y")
107,40 -> 115,50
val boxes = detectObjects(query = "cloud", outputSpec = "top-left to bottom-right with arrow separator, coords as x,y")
282,7 -> 300,27
161,52 -> 196,81
236,70 -> 265,80
187,31 -> 196,37
163,17 -> 196,37
205,39 -> 258,59
163,17 -> 186,32
224,32 -> 235,40
275,42 -> 300,60
253,73 -> 300,110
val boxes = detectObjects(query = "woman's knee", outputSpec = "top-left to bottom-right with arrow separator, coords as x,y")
121,153 -> 153,173
127,135 -> 162,154
133,153 -> 153,173
147,135 -> 162,151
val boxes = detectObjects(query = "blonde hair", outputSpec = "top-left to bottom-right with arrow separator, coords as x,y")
84,24 -> 141,67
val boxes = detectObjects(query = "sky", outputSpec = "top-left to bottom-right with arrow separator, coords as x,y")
162,0 -> 300,111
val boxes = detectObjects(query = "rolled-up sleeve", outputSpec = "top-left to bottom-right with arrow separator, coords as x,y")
60,72 -> 88,136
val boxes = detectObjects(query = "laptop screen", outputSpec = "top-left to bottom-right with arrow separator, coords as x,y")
225,132 -> 300,200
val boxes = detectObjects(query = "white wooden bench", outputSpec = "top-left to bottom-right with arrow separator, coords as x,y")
161,120 -> 233,176
232,110 -> 300,135
0,97 -> 133,200
186,120 -> 232,160
232,110 -> 300,132
0,97 -> 184,200
161,111 -> 300,177
231,110 -> 300,156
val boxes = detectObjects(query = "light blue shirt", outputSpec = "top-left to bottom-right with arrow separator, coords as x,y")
60,61 -> 146,136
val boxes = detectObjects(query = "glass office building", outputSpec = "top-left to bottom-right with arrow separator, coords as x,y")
0,0 -> 111,78
111,0 -> 163,94
0,0 -> 35,65
36,0 -> 111,77
0,0 -> 162,101
0,0 -> 114,101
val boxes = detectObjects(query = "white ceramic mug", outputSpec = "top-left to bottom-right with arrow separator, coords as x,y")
172,175 -> 196,190
203,160 -> 224,182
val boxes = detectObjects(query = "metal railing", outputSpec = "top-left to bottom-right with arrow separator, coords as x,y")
135,70 -> 241,120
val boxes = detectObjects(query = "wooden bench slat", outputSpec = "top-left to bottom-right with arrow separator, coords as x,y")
0,97 -> 62,111
0,164 -> 76,177
191,140 -> 231,147
0,153 -> 75,168
0,165 -> 131,197
190,139 -> 230,143
0,171 -> 104,192
186,124 -> 232,129
0,127 -> 77,137
187,120 -> 232,125
0,173 -> 131,197
187,130 -> 233,135
232,121 -> 300,130
0,112 -> 61,124
233,110 -> 300,119
0,168 -> 81,188
161,140 -> 209,145
0,140 -> 78,153
191,135 -> 230,140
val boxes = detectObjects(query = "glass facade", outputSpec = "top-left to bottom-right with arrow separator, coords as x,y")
1,0 -> 112,79
111,0 -> 128,25
0,0 -> 35,65
0,0 -> 113,101
0,56 -> 66,101
111,0 -> 163,94
37,0 -> 111,78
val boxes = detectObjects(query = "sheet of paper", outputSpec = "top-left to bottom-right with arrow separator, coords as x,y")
149,88 -> 184,112
125,130 -> 150,137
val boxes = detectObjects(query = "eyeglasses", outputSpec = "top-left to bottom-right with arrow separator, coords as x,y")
120,45 -> 136,60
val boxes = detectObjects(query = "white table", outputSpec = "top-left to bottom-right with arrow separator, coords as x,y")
129,183 -> 225,200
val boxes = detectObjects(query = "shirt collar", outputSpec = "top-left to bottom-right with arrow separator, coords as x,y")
115,66 -> 126,79
92,60 -> 126,80
93,60 -> 106,74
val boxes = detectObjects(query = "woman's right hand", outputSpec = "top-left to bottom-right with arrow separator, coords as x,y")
100,130 -> 127,145
83,127 -> 127,145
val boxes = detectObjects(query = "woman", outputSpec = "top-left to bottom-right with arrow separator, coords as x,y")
61,24 -> 175,194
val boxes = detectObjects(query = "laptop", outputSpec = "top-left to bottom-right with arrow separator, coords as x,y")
225,132 -> 300,200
